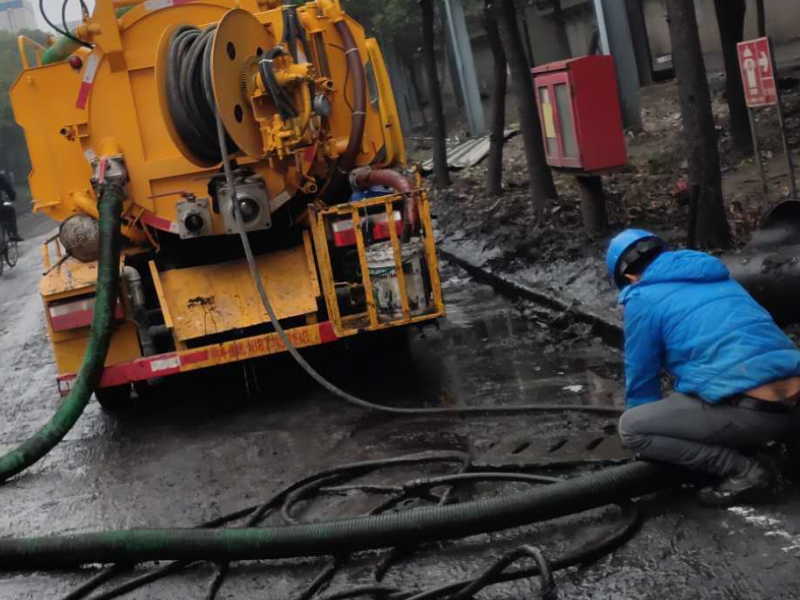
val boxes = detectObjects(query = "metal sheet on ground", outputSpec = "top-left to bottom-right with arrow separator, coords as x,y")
420,129 -> 518,173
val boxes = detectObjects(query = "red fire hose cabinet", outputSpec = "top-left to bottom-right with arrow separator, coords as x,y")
532,55 -> 627,172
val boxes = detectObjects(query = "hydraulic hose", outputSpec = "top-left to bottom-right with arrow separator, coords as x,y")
0,461 -> 675,569
323,19 -> 367,204
0,182 -> 123,482
41,6 -> 134,64
259,47 -> 299,120
335,20 -> 366,175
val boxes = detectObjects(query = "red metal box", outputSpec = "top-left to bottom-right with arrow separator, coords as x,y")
532,55 -> 627,172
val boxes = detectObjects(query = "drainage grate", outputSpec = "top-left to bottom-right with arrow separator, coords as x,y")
474,432 -> 631,469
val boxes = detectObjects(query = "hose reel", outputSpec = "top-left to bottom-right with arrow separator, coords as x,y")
155,8 -> 315,168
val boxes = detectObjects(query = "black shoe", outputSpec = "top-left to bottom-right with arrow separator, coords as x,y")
697,458 -> 775,507
9,234 -> 22,242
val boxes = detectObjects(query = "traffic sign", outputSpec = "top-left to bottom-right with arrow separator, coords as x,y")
737,37 -> 777,107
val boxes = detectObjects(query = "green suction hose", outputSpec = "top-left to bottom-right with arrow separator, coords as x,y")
0,461 -> 679,569
0,182 -> 123,482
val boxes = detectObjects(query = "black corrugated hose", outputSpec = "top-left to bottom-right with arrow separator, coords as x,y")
4,460 -> 676,570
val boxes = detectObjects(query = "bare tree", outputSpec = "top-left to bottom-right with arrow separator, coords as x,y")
551,0 -> 571,59
626,0 -> 653,86
756,0 -> 766,37
497,0 -> 557,221
484,0 -> 507,197
666,0 -> 731,249
714,0 -> 753,155
420,0 -> 451,187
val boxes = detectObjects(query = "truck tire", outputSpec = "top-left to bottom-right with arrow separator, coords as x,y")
95,385 -> 133,412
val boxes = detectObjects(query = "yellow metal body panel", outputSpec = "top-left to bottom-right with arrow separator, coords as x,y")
40,258 -> 100,300
39,245 -> 144,377
49,322 -> 142,375
154,243 -> 318,342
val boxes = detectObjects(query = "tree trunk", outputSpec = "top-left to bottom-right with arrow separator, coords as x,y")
756,0 -> 766,37
576,175 -> 607,236
551,0 -> 571,59
420,0 -> 451,188
714,0 -> 753,156
484,0 -> 507,197
626,0 -> 653,86
404,51 -> 429,129
497,0 -> 557,222
666,0 -> 731,249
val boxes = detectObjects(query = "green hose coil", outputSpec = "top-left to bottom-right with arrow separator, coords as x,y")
0,461 -> 678,569
0,183 -> 123,482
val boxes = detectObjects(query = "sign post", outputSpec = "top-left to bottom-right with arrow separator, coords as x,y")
737,37 -> 798,199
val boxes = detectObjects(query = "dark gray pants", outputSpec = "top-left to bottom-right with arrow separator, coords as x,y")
0,202 -> 18,237
618,392 -> 800,478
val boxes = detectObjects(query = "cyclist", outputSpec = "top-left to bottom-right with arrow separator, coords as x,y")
0,171 -> 23,242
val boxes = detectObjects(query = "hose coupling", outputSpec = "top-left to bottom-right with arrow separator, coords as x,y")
349,166 -> 372,190
90,154 -> 128,188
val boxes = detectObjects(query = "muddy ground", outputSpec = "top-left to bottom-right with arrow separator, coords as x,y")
1,205 -> 800,598
2,64 -> 800,599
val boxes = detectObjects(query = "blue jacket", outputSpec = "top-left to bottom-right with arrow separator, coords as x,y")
620,250 -> 800,409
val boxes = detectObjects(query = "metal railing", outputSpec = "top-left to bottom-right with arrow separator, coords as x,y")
17,35 -> 45,69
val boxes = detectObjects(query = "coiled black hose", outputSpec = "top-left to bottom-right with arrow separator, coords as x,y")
166,25 -> 237,164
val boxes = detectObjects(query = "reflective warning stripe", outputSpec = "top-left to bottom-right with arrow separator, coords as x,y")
50,298 -> 125,332
141,211 -> 180,234
55,322 -> 342,396
76,53 -> 101,110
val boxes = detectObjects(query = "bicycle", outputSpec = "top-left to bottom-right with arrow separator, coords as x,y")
0,201 -> 19,276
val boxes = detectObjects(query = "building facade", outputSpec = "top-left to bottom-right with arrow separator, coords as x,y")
0,0 -> 36,33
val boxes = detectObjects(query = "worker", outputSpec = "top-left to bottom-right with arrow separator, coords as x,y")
0,171 -> 22,242
607,229 -> 800,507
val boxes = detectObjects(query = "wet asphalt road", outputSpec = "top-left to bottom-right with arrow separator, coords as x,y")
2,214 -> 800,598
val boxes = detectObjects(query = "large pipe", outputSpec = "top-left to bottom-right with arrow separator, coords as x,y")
725,201 -> 800,325
334,20 -> 366,175
352,168 -> 418,234
121,265 -> 156,358
323,19 -> 367,204
725,246 -> 800,326
0,461 -> 678,569
0,183 -> 123,482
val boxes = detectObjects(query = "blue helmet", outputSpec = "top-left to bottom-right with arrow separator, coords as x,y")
606,229 -> 666,289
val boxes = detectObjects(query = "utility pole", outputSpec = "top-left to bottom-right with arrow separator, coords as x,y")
592,0 -> 643,131
441,0 -> 486,137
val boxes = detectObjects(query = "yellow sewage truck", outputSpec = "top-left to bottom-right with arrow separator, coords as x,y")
11,0 -> 444,409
